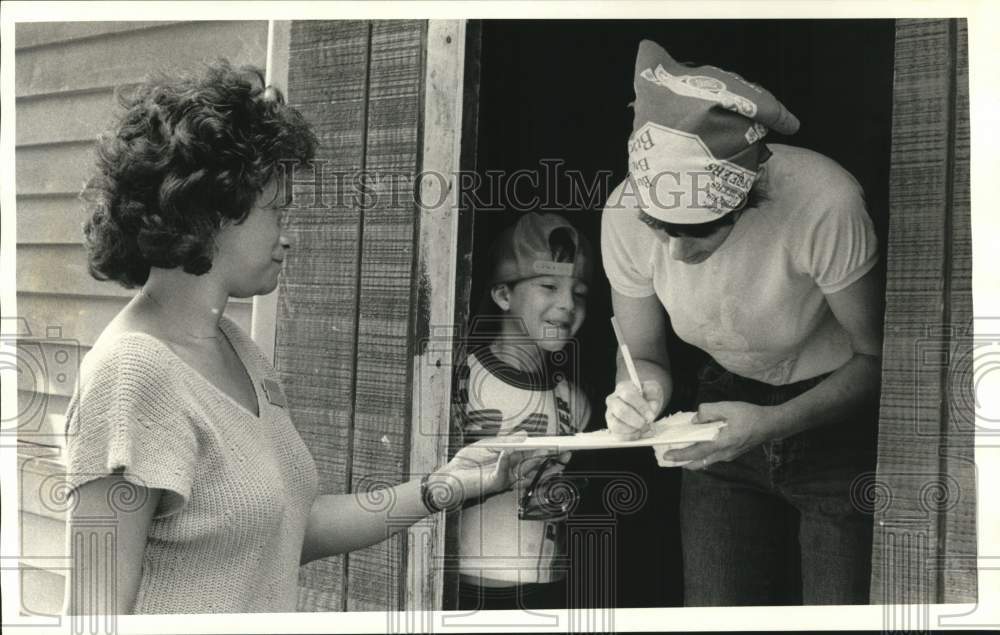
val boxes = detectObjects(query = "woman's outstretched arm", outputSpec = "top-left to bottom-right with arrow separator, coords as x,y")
300,443 -> 522,564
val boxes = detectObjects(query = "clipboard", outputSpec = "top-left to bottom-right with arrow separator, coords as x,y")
474,411 -> 725,451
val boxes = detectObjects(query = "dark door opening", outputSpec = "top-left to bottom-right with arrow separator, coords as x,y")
464,19 -> 895,608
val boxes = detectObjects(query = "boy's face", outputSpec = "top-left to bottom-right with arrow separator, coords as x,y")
498,275 -> 588,352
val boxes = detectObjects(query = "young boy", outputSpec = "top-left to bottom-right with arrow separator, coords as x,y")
455,212 -> 593,610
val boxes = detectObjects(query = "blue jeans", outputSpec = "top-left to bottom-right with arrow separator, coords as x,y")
680,359 -> 876,606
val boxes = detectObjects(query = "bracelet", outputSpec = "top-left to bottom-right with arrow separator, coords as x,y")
420,473 -> 442,514
420,473 -> 458,514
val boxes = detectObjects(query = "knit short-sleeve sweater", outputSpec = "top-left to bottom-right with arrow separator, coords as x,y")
64,316 -> 319,613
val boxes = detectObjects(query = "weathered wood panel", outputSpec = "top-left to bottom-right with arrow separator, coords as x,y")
279,20 -> 372,612
346,19 -> 426,613
939,19 -> 976,604
872,18 -> 976,607
15,21 -> 267,97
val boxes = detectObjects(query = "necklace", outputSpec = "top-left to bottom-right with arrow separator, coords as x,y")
138,288 -> 222,340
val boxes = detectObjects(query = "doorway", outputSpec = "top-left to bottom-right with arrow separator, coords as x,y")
462,18 -> 895,608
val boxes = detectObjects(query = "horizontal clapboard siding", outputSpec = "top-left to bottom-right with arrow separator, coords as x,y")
15,20 -> 267,441
16,197 -> 92,244
15,22 -> 181,50
17,450 -> 70,616
15,20 -> 269,616
16,143 -> 95,196
21,567 -> 67,617
16,90 -> 119,146
16,21 -> 266,98
14,294 -> 252,350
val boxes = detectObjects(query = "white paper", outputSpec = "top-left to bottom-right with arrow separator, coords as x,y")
474,411 -> 725,451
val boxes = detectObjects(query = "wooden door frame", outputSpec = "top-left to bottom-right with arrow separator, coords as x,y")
408,17 -> 977,611
405,19 -> 480,613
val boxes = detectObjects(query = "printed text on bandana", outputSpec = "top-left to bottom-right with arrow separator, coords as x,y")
628,123 -> 756,214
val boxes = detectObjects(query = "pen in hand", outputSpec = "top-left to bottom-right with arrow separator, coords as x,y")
611,316 -> 643,392
611,316 -> 654,433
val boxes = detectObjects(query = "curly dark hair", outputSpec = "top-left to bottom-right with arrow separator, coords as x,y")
82,60 -> 317,288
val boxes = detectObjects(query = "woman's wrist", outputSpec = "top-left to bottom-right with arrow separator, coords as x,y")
760,402 -> 796,442
419,471 -> 464,514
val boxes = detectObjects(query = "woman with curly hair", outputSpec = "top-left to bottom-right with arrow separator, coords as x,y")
64,61 -> 523,615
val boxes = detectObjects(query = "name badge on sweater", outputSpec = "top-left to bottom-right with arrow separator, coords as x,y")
261,379 -> 287,408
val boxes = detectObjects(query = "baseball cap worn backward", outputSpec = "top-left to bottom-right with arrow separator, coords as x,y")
491,213 -> 594,285
629,40 -> 800,223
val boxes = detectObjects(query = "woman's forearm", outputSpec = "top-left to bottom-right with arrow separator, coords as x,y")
300,477 -> 431,564
300,441 -> 518,564
766,352 -> 881,441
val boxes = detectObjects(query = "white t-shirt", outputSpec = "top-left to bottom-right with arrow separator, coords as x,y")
456,346 -> 590,586
601,144 -> 879,386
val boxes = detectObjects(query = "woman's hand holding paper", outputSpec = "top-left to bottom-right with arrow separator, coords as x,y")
657,401 -> 768,470
604,379 -> 664,441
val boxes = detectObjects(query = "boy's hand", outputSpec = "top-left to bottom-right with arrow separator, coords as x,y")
604,380 -> 663,440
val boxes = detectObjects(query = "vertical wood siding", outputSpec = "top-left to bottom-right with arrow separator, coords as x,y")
345,20 -> 425,613
872,18 -> 975,607
14,21 -> 269,616
279,20 -> 428,612
279,20 -> 372,611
